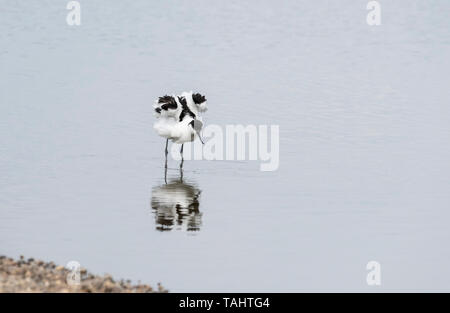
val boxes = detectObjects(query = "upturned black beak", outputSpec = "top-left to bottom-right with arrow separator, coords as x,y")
197,133 -> 205,145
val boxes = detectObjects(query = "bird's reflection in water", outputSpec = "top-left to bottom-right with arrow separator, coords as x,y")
151,167 -> 202,232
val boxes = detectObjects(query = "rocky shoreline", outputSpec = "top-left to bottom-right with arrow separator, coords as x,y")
0,255 -> 167,293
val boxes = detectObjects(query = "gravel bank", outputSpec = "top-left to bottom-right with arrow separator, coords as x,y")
0,255 -> 167,293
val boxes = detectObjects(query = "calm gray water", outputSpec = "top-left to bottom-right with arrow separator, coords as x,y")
1,1 -> 450,292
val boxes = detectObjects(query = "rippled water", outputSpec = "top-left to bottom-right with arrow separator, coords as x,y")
1,1 -> 450,291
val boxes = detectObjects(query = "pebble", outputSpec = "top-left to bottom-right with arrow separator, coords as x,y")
0,255 -> 167,293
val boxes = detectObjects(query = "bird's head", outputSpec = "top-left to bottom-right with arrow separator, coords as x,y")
189,119 -> 204,144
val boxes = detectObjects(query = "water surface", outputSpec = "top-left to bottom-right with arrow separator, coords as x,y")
1,1 -> 450,291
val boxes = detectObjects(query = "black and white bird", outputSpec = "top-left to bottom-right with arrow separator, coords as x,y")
153,91 -> 207,164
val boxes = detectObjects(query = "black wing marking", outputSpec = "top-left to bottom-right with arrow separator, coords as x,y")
158,95 -> 178,110
192,93 -> 207,104
178,96 -> 196,122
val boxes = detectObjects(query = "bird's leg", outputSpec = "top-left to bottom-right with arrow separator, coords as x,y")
164,165 -> 168,184
179,163 -> 183,182
179,144 -> 184,182
164,139 -> 168,169
180,144 -> 184,170
165,139 -> 169,157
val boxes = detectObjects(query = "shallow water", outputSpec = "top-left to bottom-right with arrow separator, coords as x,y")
1,1 -> 450,291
